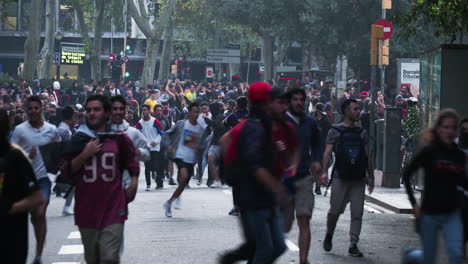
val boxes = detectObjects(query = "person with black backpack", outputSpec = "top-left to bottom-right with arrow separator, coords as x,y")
321,98 -> 375,258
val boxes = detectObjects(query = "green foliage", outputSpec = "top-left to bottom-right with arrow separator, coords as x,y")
174,0 -> 259,58
393,0 -> 468,43
403,105 -> 421,140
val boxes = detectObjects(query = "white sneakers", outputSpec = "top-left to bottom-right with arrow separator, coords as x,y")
174,198 -> 182,210
163,202 -> 172,217
210,180 -> 223,188
62,206 -> 73,216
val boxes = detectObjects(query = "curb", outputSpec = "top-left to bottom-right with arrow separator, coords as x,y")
365,194 -> 413,214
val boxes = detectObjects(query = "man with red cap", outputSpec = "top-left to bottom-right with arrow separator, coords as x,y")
219,82 -> 288,264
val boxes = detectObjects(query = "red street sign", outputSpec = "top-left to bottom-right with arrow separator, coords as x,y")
375,19 -> 393,40
109,54 -> 115,61
123,56 -> 129,63
206,66 -> 214,78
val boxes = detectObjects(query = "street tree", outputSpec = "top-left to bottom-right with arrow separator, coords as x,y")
158,17 -> 174,82
127,0 -> 177,88
209,0 -> 297,81
175,0 -> 260,80
38,0 -> 56,80
71,0 -> 108,81
394,0 -> 468,44
23,0 -> 44,81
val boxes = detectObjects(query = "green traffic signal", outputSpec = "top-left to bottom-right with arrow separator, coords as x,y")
125,72 -> 130,77
126,45 -> 131,50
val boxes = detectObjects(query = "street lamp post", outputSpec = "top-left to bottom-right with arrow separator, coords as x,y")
55,28 -> 64,79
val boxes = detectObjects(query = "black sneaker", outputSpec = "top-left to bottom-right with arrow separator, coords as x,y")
315,186 -> 322,195
169,178 -> 177,185
323,233 -> 333,252
348,244 -> 363,257
228,208 -> 240,216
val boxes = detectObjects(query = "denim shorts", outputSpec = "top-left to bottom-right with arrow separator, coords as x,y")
37,177 -> 52,201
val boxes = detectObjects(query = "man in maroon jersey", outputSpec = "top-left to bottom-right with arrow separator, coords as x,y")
61,94 -> 139,264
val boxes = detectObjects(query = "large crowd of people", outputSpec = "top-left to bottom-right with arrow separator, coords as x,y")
0,74 -> 467,264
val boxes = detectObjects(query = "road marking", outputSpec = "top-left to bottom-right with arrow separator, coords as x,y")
52,262 -> 81,264
223,190 -> 232,195
58,245 -> 84,255
285,239 -> 299,252
68,231 -> 81,239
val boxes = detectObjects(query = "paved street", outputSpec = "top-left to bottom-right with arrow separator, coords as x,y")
27,169 -> 422,264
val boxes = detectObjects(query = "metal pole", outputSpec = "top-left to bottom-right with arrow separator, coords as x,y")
246,41 -> 253,83
214,20 -> 220,80
380,9 -> 386,95
56,42 -> 61,79
111,17 -> 114,55
369,64 -> 377,160
122,0 -> 127,82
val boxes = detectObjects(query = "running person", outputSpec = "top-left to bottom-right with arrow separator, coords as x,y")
163,102 -> 206,217
205,102 -> 228,188
61,95 -> 140,264
110,95 -> 150,188
57,106 -> 77,216
404,109 -> 467,264
321,98 -> 375,257
10,95 -> 61,264
136,104 -> 164,190
223,96 -> 249,216
223,82 -> 288,263
285,88 -> 322,264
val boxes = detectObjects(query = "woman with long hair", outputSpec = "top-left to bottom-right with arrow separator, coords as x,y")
403,109 -> 467,264
0,109 -> 43,263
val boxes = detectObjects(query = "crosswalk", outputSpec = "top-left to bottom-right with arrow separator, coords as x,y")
53,231 -> 83,264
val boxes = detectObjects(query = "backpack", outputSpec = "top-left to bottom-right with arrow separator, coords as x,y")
331,126 -> 367,180
222,121 -> 248,186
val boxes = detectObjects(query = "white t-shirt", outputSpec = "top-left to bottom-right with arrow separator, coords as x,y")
136,117 -> 162,151
10,121 -> 61,179
175,120 -> 205,164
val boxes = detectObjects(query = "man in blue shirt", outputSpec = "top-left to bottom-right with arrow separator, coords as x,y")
284,88 -> 323,264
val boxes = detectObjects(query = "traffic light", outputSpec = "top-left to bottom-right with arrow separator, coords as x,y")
126,44 -> 132,54
370,24 -> 384,65
382,0 -> 392,9
379,39 -> 390,65
125,72 -> 130,77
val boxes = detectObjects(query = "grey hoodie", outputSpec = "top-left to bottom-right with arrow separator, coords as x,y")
110,120 -> 150,161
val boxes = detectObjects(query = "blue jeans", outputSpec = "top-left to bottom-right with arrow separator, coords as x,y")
244,207 -> 286,264
421,210 -> 463,264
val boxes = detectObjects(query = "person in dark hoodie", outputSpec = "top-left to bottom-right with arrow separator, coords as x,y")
403,109 -> 467,264
0,108 -> 43,264
205,102 -> 228,188
457,118 -> 468,256
219,82 -> 288,264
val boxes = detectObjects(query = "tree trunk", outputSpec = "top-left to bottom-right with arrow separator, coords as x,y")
90,0 -> 106,81
158,18 -> 174,82
141,37 -> 160,88
23,0 -> 43,81
39,0 -> 56,80
301,44 -> 310,72
262,34 -> 274,81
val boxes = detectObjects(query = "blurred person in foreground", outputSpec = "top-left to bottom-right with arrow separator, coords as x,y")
403,109 -> 467,264
0,108 -> 43,264
219,82 -> 288,264
10,96 -> 61,264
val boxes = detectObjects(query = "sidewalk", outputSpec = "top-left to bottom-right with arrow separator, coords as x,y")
365,185 -> 420,214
